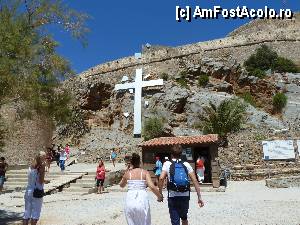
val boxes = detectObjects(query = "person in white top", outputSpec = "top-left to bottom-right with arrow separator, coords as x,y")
119,153 -> 163,225
158,145 -> 204,225
23,151 -> 46,225
59,148 -> 67,172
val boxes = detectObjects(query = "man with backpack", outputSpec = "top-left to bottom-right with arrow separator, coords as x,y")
158,145 -> 204,225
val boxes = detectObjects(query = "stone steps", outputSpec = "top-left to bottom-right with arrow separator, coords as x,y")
3,170 -> 86,193
231,167 -> 300,180
81,174 -> 96,178
73,181 -> 95,186
76,179 -> 95,183
5,178 -> 28,182
62,171 -> 96,195
5,181 -> 28,185
5,174 -> 64,179
3,184 -> 27,189
69,183 -> 96,188
6,170 -> 64,175
62,171 -> 117,195
63,187 -> 92,193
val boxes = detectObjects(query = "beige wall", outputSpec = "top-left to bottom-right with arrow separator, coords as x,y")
0,103 -> 53,165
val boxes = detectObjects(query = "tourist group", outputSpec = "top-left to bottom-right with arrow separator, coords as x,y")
4,144 -> 204,225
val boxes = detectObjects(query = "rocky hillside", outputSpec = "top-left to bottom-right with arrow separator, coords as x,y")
1,15 -> 299,167
52,15 -> 300,167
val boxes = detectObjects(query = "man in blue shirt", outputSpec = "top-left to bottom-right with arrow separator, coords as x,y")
155,156 -> 162,185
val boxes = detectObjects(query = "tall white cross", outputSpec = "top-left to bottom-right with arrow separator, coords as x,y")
114,68 -> 164,137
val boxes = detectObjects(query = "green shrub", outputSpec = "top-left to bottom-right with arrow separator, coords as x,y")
244,45 -> 278,71
179,71 -> 187,78
241,92 -> 256,106
249,68 -> 266,78
198,74 -> 209,87
272,57 -> 299,73
174,70 -> 189,88
254,133 -> 266,141
142,117 -> 164,141
160,73 -> 169,81
273,93 -> 288,111
176,77 -> 188,88
102,99 -> 111,106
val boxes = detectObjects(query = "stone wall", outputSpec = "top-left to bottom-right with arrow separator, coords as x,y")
266,175 -> 300,188
0,103 -> 53,165
228,14 -> 299,37
79,15 -> 299,78
218,127 -> 300,168
218,126 -> 300,181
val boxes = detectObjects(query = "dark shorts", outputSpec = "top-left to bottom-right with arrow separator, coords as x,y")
96,179 -> 104,187
168,196 -> 190,225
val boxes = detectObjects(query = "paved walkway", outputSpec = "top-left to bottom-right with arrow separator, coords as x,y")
1,181 -> 300,225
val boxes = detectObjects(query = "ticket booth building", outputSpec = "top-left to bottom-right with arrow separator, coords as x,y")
139,134 -> 220,188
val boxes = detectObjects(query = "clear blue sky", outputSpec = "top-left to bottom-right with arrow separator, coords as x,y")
53,0 -> 299,74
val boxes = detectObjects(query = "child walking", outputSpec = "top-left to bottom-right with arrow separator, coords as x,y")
96,160 -> 106,194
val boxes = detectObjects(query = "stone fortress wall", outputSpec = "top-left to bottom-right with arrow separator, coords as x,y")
79,14 -> 300,78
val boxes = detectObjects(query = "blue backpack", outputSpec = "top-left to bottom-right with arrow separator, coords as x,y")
168,160 -> 190,192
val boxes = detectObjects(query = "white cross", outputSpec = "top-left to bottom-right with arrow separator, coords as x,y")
114,68 -> 164,137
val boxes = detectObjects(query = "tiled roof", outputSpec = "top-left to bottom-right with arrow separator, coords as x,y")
139,134 -> 219,147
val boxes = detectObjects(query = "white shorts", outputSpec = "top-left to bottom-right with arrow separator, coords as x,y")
23,190 -> 43,220
196,168 -> 205,180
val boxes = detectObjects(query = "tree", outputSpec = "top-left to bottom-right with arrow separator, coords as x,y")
0,0 -> 89,148
244,45 -> 299,76
198,99 -> 246,146
143,117 -> 164,141
244,45 -> 278,72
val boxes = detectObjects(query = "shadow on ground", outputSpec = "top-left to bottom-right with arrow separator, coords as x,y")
0,209 -> 23,225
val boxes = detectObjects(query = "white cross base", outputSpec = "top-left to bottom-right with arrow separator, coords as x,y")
115,68 -> 164,137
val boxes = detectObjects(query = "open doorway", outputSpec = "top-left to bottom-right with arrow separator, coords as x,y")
194,147 -> 212,183
155,152 -> 171,164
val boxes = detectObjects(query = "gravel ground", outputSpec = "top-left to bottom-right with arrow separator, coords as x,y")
1,180 -> 300,225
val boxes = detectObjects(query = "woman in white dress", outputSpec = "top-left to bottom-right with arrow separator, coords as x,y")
119,153 -> 163,225
23,151 -> 46,225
